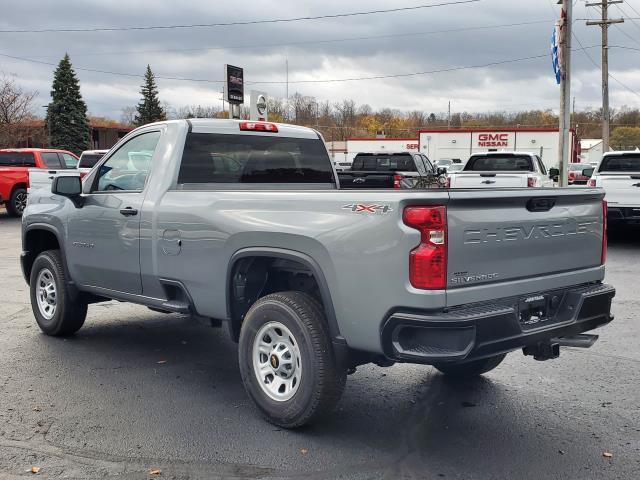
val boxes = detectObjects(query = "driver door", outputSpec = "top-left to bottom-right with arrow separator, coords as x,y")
66,130 -> 161,294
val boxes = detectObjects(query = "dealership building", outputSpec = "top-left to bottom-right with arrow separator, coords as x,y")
346,128 -> 578,170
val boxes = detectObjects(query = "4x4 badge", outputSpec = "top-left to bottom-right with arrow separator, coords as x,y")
342,204 -> 393,214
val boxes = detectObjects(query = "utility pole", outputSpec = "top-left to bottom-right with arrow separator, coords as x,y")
586,0 -> 624,154
558,0 -> 572,187
447,101 -> 451,128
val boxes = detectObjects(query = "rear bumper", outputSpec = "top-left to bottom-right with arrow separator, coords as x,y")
381,282 -> 615,364
608,206 -> 640,224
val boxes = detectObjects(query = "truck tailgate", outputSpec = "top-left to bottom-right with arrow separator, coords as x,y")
600,174 -> 640,207
451,173 -> 528,188
446,189 -> 604,289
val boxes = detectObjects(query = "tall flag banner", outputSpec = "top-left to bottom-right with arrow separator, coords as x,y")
551,26 -> 561,85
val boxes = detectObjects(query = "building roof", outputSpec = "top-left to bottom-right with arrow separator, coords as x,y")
419,127 -> 564,133
580,139 -> 603,149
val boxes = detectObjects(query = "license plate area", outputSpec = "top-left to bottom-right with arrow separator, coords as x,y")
518,291 -> 565,331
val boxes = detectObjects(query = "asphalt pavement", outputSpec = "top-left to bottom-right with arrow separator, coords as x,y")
0,209 -> 638,479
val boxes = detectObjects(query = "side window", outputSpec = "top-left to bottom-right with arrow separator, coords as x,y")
40,152 -> 62,168
61,153 -> 78,168
94,131 -> 161,192
413,155 -> 427,175
421,154 -> 434,172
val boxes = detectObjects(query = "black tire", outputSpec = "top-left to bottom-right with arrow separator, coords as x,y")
238,291 -> 346,428
6,187 -> 27,217
30,250 -> 87,336
434,353 -> 506,378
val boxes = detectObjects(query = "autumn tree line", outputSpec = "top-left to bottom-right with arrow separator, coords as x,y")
2,55 -> 640,154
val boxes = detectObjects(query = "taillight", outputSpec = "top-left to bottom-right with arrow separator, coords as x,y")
601,200 -> 607,265
587,178 -> 596,187
393,174 -> 402,189
239,121 -> 278,132
568,171 -> 575,179
79,172 -> 87,179
403,206 -> 447,290
527,177 -> 536,188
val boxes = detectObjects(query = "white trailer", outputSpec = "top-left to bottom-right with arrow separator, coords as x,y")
343,137 -> 419,168
418,128 -> 578,170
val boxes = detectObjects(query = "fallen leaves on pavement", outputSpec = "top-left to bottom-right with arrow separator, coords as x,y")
30,466 -> 40,474
149,468 -> 162,475
603,452 -> 613,459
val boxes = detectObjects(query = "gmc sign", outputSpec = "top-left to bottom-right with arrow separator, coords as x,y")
478,133 -> 509,147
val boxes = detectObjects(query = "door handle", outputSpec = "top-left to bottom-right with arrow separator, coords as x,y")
119,207 -> 138,216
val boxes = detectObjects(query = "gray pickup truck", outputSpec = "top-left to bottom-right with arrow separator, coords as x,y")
21,119 -> 615,428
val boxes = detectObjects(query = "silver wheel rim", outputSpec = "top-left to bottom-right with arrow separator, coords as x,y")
252,321 -> 302,402
36,268 -> 57,320
14,192 -> 27,213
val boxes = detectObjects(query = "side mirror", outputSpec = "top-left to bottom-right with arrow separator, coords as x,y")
52,176 -> 83,207
582,167 -> 594,177
436,167 -> 447,175
548,167 -> 559,180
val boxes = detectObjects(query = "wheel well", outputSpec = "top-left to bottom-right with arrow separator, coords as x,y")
11,183 -> 27,195
23,229 -> 60,282
228,256 -> 327,342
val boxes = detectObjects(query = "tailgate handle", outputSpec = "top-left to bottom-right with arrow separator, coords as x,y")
527,197 -> 556,212
479,173 -> 496,177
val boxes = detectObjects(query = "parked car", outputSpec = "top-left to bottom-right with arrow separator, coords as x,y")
22,119 -> 614,428
0,148 -> 78,217
434,158 -> 461,172
448,151 -> 554,188
338,152 -> 443,189
446,163 -> 464,174
587,150 -> 640,225
78,149 -> 109,176
568,163 -> 592,185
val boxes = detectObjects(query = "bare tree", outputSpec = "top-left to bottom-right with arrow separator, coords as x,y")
120,106 -> 137,126
0,74 -> 39,147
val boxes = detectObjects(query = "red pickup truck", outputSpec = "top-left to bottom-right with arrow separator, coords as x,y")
0,148 -> 79,217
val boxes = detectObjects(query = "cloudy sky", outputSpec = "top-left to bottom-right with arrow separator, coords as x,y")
1,0 -> 639,121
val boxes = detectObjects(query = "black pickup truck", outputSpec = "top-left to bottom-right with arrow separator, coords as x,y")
338,152 -> 444,189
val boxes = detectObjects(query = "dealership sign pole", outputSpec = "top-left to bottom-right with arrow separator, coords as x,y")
556,0 -> 571,187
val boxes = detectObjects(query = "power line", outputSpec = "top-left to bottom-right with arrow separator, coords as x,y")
0,51 -> 552,85
22,19 -> 554,59
0,0 -> 481,33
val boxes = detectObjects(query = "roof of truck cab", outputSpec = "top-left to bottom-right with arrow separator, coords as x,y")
143,118 -> 321,139
0,148 -> 77,155
602,150 -> 640,157
468,151 -> 537,156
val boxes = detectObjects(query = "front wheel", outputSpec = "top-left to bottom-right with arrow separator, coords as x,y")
434,353 -> 506,378
30,250 -> 87,336
6,187 -> 27,217
238,291 -> 346,428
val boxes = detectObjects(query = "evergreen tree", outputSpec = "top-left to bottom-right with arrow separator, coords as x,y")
45,54 -> 90,154
134,65 -> 165,126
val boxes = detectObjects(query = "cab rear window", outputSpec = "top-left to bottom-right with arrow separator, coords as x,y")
351,154 -> 417,172
0,152 -> 36,167
598,154 -> 640,172
178,133 -> 335,185
465,155 -> 533,171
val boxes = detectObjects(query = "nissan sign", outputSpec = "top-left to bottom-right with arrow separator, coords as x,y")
250,90 -> 269,121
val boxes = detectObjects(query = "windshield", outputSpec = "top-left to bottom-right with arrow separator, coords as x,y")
598,154 -> 640,172
569,164 -> 589,171
436,159 -> 453,166
464,154 -> 533,171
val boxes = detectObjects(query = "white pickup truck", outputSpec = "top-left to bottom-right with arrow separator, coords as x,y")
448,152 -> 554,188
588,150 -> 640,225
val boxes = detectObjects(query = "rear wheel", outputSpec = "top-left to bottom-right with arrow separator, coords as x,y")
6,187 -> 27,217
238,291 -> 346,428
434,353 -> 506,378
30,250 -> 87,336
